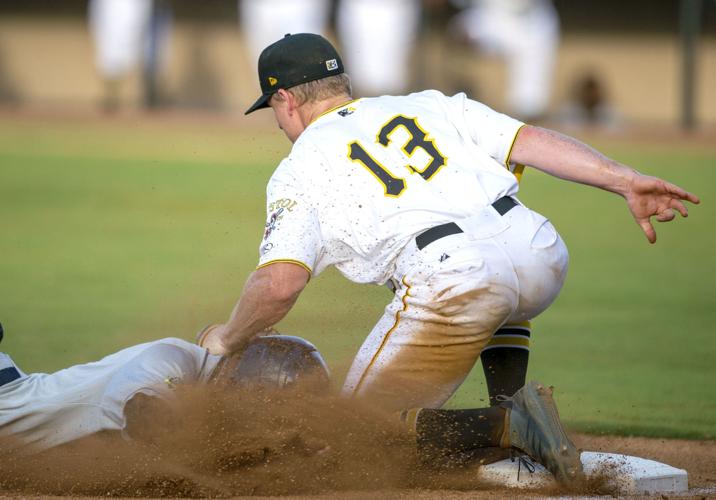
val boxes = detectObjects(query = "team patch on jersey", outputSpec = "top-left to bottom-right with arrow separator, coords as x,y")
260,242 -> 274,255
326,58 -> 339,71
338,107 -> 356,117
268,198 -> 298,212
263,207 -> 285,240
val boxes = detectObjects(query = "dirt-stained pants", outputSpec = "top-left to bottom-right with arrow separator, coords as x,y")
342,201 -> 568,411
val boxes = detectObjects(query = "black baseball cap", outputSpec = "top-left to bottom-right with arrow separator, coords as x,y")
245,33 -> 344,115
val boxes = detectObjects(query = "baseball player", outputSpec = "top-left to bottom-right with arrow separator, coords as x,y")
240,0 -> 420,97
450,0 -> 560,120
197,34 -> 698,483
88,0 -> 171,109
239,0 -> 331,76
1,323 -> 565,480
0,327 -> 329,453
336,0 -> 421,95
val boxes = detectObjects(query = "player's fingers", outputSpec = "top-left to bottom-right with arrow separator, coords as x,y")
655,208 -> 675,222
666,182 -> 700,204
685,191 -> 700,204
670,199 -> 689,218
638,219 -> 657,244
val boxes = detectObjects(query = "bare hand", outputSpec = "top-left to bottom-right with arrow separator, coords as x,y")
624,173 -> 700,243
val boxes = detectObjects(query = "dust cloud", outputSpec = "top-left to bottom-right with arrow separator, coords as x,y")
2,386 -> 425,496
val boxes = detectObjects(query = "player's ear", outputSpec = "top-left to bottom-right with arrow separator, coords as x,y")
281,89 -> 301,113
273,89 -> 288,103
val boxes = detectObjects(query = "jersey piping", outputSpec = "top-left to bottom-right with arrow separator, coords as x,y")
505,123 -> 526,182
310,98 -> 363,126
256,258 -> 313,276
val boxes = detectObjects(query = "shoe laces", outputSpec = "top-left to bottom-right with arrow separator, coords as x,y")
495,394 -> 513,409
510,450 -> 537,481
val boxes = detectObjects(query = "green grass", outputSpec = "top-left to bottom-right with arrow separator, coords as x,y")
1,116 -> 714,439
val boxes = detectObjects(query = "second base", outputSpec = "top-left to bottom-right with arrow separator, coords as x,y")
475,451 -> 688,495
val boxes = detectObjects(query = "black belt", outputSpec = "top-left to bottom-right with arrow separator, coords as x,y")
0,366 -> 21,387
415,196 -> 518,250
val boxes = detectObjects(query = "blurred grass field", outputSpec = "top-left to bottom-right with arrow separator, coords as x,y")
1,114 -> 714,440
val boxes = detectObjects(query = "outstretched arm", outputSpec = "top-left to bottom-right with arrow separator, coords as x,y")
199,262 -> 310,355
509,125 -> 700,243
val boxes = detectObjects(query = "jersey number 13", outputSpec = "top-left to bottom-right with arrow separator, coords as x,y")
348,115 -> 446,197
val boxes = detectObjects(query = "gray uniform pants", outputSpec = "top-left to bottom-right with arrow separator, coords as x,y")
0,338 -> 220,452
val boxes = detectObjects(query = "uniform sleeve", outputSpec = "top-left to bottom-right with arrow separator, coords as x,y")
257,160 -> 322,275
445,92 -> 525,168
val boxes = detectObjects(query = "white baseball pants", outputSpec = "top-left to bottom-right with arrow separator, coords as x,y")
342,200 -> 568,411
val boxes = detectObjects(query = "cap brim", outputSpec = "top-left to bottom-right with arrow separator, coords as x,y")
245,94 -> 271,115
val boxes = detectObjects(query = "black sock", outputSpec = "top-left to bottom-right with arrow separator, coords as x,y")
414,406 -> 506,464
481,323 -> 531,405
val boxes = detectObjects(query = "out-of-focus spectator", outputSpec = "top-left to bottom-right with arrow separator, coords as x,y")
88,0 -> 172,111
336,0 -> 420,96
558,71 -> 619,129
450,0 -> 559,120
0,48 -> 19,105
239,0 -> 331,70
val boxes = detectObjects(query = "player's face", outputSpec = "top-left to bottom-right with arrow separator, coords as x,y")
269,93 -> 302,143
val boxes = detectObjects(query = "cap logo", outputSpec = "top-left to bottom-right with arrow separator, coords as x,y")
268,76 -> 278,86
326,59 -> 338,71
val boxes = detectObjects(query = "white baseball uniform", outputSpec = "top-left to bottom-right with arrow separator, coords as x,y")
452,0 -> 560,119
0,338 -> 220,452
336,0 -> 420,95
258,90 -> 568,411
89,0 -> 155,80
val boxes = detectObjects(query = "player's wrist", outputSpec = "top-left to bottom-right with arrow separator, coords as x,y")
196,324 -> 228,352
605,162 -> 639,198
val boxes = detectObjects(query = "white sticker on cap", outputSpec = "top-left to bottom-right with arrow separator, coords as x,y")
326,59 -> 338,71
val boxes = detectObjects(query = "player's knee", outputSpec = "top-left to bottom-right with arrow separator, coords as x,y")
124,393 -> 178,443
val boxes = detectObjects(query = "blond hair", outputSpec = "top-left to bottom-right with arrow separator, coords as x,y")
275,74 -> 352,106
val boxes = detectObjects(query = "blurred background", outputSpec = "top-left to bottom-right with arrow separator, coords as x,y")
0,0 -> 714,127
0,0 -> 714,438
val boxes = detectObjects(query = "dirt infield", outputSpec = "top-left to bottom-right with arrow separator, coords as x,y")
1,386 -> 714,499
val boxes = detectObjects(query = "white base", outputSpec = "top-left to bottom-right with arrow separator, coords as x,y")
476,451 -> 688,494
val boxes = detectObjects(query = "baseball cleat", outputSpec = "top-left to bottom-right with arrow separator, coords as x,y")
500,381 -> 584,485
